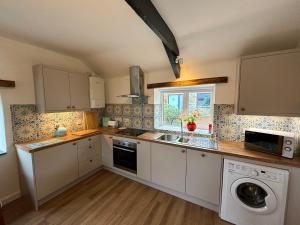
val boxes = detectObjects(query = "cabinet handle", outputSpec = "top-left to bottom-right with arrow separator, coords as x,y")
201,153 -> 206,157
241,107 -> 245,112
88,138 -> 92,141
72,106 -> 75,109
89,160 -> 93,163
109,136 -> 113,139
89,146 -> 92,149
181,149 -> 186,153
67,106 -> 71,109
73,143 -> 77,146
137,141 -> 140,144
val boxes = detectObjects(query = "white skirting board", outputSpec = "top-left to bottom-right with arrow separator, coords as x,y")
104,166 -> 219,212
1,191 -> 21,206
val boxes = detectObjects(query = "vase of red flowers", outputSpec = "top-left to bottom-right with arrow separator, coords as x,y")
185,110 -> 200,132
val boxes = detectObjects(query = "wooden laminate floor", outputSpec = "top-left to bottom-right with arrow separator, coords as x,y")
3,170 -> 232,225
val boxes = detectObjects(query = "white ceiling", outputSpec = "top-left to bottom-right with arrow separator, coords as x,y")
0,0 -> 299,78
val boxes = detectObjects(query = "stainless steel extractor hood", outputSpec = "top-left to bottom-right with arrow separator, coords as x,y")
118,66 -> 146,98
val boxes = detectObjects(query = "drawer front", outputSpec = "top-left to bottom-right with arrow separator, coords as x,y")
79,156 -> 100,177
78,135 -> 99,147
78,144 -> 98,161
77,135 -> 100,162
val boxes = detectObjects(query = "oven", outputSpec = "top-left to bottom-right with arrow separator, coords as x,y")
113,139 -> 137,174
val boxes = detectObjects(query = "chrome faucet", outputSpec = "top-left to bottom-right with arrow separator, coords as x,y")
180,119 -> 183,140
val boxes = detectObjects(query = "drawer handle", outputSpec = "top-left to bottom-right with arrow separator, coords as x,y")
109,136 -> 113,139
89,146 -> 92,149
137,141 -> 140,144
201,153 -> 206,157
88,138 -> 92,141
73,143 -> 77,146
181,149 -> 186,153
90,160 -> 93,163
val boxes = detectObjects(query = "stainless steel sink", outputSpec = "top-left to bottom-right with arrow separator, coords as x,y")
156,134 -> 179,142
156,134 -> 190,144
177,137 -> 190,143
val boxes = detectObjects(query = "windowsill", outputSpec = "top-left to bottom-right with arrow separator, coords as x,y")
155,125 -> 213,136
0,150 -> 7,157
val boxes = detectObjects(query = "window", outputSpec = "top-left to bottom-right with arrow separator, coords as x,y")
0,95 -> 6,155
154,85 -> 215,133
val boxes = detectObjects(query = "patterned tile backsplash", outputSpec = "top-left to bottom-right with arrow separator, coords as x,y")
11,105 -> 85,143
11,104 -> 300,143
103,104 -> 154,130
214,104 -> 300,142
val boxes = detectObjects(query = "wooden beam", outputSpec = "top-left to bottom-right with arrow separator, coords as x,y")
125,0 -> 179,55
147,77 -> 228,89
163,43 -> 180,79
0,80 -> 15,88
125,0 -> 181,78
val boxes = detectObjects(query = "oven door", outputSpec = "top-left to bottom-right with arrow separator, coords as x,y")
113,145 -> 137,174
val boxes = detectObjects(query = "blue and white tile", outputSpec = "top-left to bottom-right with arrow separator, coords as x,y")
133,105 -> 143,117
143,104 -> 154,117
122,104 -> 132,117
113,105 -> 122,116
143,118 -> 154,130
122,117 -> 132,128
132,117 -> 143,129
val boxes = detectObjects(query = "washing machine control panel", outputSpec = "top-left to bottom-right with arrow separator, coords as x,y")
228,162 -> 284,182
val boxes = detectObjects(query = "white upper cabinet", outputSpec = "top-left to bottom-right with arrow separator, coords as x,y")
69,72 -> 90,110
89,76 -> 105,108
33,65 -> 90,112
186,149 -> 222,205
237,49 -> 300,116
151,143 -> 186,193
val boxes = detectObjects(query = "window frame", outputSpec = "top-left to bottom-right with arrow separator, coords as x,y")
157,85 -> 215,132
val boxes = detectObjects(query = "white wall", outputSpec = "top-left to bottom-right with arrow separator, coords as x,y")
0,36 -> 93,204
105,58 -> 238,104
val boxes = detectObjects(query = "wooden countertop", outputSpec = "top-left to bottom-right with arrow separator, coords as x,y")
15,127 -> 300,168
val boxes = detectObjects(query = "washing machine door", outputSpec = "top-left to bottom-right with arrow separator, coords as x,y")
231,178 -> 277,214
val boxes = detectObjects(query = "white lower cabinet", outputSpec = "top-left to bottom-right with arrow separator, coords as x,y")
137,140 -> 151,181
186,149 -> 222,205
101,135 -> 113,168
77,135 -> 101,177
34,142 -> 78,200
18,135 -> 102,210
151,143 -> 186,193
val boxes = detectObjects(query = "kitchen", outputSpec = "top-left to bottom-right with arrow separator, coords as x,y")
0,1 -> 300,225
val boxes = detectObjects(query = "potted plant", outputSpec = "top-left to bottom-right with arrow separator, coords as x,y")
177,110 -> 201,132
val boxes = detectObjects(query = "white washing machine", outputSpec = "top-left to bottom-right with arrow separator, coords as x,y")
221,159 -> 289,225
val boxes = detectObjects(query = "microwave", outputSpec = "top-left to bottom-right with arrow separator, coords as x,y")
244,128 -> 299,159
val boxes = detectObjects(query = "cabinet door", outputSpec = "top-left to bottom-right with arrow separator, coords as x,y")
43,67 -> 71,111
238,50 -> 300,116
90,77 -> 105,108
101,135 -> 113,168
186,149 -> 221,205
137,141 -> 151,181
69,73 -> 90,110
34,142 -> 78,200
151,143 -> 186,193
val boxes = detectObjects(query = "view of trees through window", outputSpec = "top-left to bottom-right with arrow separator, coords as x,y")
160,86 -> 214,131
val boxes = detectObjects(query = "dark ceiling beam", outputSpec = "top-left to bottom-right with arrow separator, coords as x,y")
125,0 -> 181,78
163,43 -> 180,78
